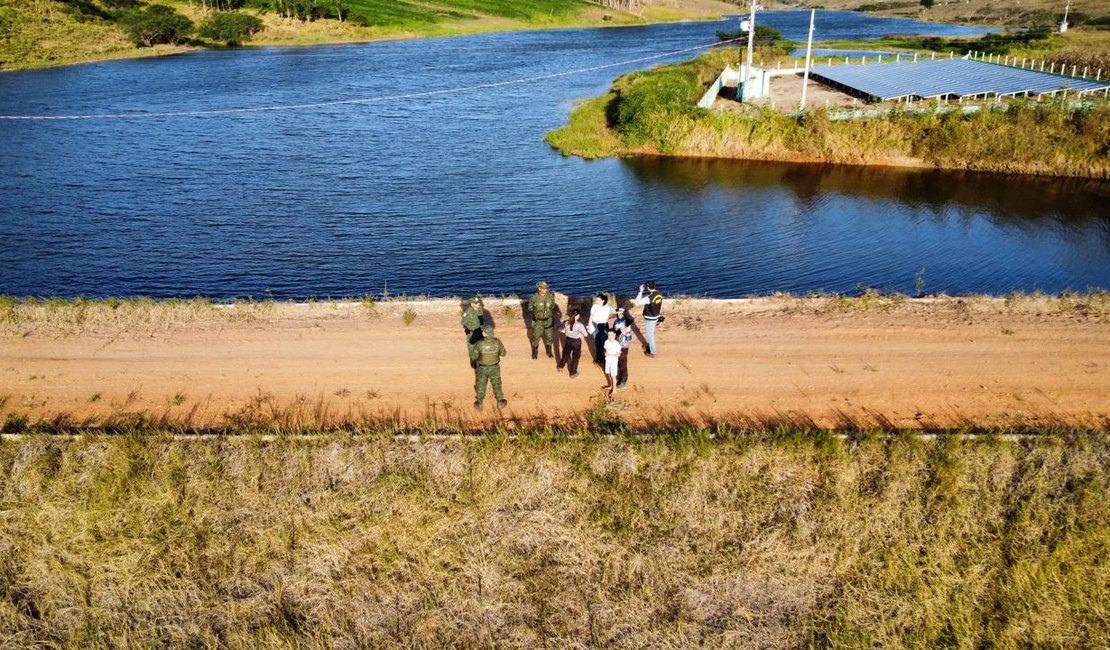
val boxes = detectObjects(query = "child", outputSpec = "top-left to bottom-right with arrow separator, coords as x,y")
602,329 -> 621,399
588,293 -> 613,365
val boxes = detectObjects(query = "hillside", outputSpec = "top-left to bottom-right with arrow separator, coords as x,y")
0,0 -> 736,70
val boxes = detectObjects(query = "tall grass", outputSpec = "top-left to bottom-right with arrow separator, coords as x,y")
0,296 -> 275,337
0,432 -> 1105,647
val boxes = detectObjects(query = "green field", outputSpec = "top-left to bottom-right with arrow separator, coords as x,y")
0,431 -> 1106,647
337,0 -> 587,27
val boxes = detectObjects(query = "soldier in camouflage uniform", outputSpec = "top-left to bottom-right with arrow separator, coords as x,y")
528,280 -> 556,360
461,295 -> 485,367
470,324 -> 507,411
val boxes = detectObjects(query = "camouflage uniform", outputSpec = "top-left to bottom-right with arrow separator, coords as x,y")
461,297 -> 484,363
528,281 -> 556,359
470,325 -> 507,410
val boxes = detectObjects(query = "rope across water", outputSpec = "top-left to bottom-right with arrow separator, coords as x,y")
0,38 -> 743,121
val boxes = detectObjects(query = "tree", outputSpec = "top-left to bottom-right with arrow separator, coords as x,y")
119,5 -> 193,47
199,11 -> 263,45
920,0 -> 935,8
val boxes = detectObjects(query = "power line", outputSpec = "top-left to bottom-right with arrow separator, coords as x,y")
0,38 -> 744,121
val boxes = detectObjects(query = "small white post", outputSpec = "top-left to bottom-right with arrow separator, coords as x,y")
931,52 -> 935,60
827,57 -> 832,66
1082,66 -> 1088,78
1097,69 -> 1102,81
862,56 -> 867,65
878,55 -> 883,63
1072,65 -> 1077,76
1041,61 -> 1045,72
1050,62 -> 1055,74
914,53 -> 918,62
949,52 -> 953,60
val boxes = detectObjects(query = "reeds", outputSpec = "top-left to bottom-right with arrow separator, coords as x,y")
0,431 -> 1106,647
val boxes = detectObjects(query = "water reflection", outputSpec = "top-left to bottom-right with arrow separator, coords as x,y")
625,157 -> 1110,241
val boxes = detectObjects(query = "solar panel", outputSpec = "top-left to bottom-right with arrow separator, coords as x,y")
807,58 -> 1110,101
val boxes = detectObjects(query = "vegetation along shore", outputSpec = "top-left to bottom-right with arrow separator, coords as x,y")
0,0 -> 743,71
4,0 -> 1104,72
545,25 -> 1110,178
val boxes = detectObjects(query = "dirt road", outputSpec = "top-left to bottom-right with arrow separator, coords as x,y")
1,296 -> 1107,430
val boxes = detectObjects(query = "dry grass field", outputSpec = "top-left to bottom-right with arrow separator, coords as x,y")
0,432 -> 1107,647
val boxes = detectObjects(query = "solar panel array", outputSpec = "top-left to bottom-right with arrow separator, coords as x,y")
808,58 -> 1110,102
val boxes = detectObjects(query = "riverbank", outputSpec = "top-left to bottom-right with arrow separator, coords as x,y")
545,45 -> 1110,179
2,294 -> 1107,433
0,0 -> 735,71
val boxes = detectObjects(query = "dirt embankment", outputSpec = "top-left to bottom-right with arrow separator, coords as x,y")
1,295 -> 1107,431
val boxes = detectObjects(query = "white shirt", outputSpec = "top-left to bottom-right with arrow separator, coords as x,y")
589,304 -> 613,326
604,339 -> 621,359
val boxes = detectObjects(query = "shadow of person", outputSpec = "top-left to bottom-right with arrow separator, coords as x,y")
550,302 -> 564,361
518,296 -> 534,350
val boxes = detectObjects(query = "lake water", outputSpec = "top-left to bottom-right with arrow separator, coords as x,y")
1,11 -> 1107,299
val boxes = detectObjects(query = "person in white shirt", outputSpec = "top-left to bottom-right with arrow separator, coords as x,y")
603,330 -> 621,398
557,309 -> 588,377
587,293 -> 614,365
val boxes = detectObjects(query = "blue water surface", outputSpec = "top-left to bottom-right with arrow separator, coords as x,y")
1,12 -> 1106,299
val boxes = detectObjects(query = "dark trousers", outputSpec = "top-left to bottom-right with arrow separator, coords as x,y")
559,337 -> 582,375
617,348 -> 629,385
592,323 -> 608,364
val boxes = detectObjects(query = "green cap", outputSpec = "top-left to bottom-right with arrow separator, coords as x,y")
469,295 -> 481,304
537,281 -> 548,289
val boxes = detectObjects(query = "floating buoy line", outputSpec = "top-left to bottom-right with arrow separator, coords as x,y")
0,37 -> 743,121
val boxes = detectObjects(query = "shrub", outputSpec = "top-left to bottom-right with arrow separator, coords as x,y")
198,11 -> 263,45
612,66 -> 706,149
119,5 -> 193,47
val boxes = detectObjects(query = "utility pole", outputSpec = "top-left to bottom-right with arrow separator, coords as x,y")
743,1 -> 758,101
800,9 -> 815,111
1060,0 -> 1071,33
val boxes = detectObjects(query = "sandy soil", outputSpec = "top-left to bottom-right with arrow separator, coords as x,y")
1,296 -> 1107,431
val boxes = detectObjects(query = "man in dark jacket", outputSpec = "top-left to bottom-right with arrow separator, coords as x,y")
634,280 -> 663,357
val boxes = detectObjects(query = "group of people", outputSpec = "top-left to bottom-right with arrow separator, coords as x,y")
461,280 -> 665,409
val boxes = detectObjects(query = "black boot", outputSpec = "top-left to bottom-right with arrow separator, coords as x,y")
531,347 -> 538,360
544,343 -> 553,358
